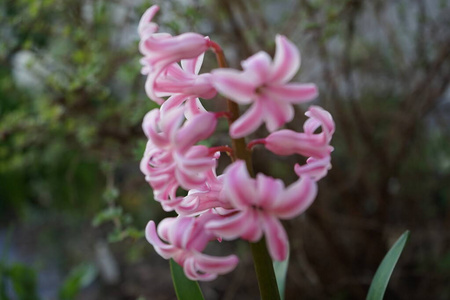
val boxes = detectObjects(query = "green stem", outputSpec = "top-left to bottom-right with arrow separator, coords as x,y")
211,42 -> 280,300
251,238 -> 281,300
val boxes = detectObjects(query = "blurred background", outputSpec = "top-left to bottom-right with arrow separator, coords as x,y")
1,0 -> 449,299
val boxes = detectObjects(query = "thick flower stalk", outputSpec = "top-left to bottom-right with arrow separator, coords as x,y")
137,4 -> 336,295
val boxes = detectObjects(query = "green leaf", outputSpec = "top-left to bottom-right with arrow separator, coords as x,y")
273,250 -> 290,300
366,230 -> 410,300
0,264 -> 11,300
8,264 -> 40,300
122,227 -> 145,239
169,259 -> 204,300
92,207 -> 122,227
59,263 -> 98,300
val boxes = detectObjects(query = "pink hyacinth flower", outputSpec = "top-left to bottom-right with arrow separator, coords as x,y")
156,54 -> 215,119
303,106 -> 334,142
138,5 -> 212,104
140,139 -> 181,207
140,107 -> 219,206
155,54 -> 217,100
211,35 -> 318,138
175,168 -> 233,216
294,156 -> 332,181
142,106 -> 217,156
254,106 -> 335,158
146,212 -> 239,281
206,161 -> 317,261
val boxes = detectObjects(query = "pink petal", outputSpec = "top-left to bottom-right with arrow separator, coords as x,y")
141,33 -> 209,103
160,197 -> 184,212
262,96 -> 294,132
144,58 -> 173,104
270,35 -> 300,83
223,161 -> 256,208
184,256 -> 218,281
264,130 -> 305,156
145,221 -> 178,259
206,209 -> 261,241
174,199 -> 200,216
261,214 -> 289,261
156,217 -> 177,241
139,32 -> 171,56
265,83 -> 318,104
255,174 -> 284,208
240,210 -> 264,241
155,188 -> 180,205
305,106 -> 335,138
138,5 -> 159,37
265,130 -> 331,158
241,51 -> 272,85
211,69 -> 256,104
142,109 -> 168,147
194,252 -> 239,274
229,99 -> 264,138
176,195 -> 224,216
186,215 -> 217,251
160,94 -> 189,116
175,168 -> 205,190
272,176 -> 317,219
160,106 -> 185,141
155,74 -> 216,100
183,256 -> 214,281
167,217 -> 194,248
178,149 -> 214,169
303,117 -> 321,135
181,53 -> 204,74
161,62 -> 186,81
142,32 -> 209,57
190,74 -> 217,99
294,157 -> 332,180
176,112 -> 217,150
185,97 -> 207,119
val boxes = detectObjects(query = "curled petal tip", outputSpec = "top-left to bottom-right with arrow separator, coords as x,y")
271,35 -> 301,83
138,5 -> 160,37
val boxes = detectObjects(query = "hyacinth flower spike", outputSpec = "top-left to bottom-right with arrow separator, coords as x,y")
137,5 -> 336,299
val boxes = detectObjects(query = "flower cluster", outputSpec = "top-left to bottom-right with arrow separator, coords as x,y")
139,5 -> 335,281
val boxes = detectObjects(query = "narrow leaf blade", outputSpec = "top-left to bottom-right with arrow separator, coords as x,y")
366,230 -> 410,300
170,259 -> 204,300
273,250 -> 289,300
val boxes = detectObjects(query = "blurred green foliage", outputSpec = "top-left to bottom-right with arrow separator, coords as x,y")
58,263 -> 98,300
0,0 -> 157,222
0,263 -> 40,300
0,1 -> 157,296
0,260 -> 97,300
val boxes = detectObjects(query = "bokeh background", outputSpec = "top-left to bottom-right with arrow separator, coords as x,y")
1,0 -> 450,299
